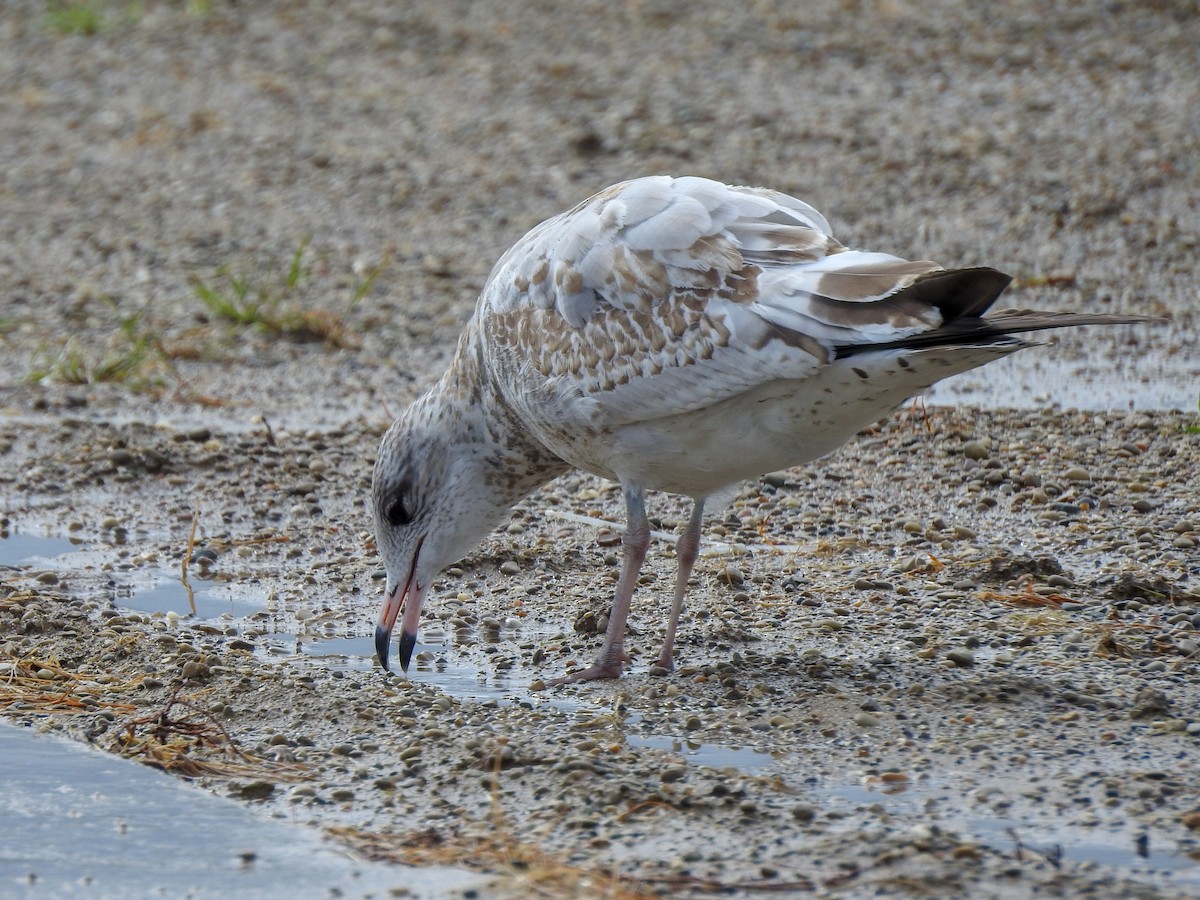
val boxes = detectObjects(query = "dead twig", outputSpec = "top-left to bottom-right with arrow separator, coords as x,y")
978,575 -> 1071,608
182,506 -> 199,615
0,653 -> 142,716
112,685 -> 307,780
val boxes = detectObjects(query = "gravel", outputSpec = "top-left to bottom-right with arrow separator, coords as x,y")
3,407 -> 1198,897
2,1 -> 1200,898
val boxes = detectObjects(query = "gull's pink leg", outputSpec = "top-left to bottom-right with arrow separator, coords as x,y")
654,498 -> 705,671
545,486 -> 649,684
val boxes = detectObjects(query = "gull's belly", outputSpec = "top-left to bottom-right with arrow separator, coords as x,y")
573,346 -> 1019,496
607,380 -> 880,495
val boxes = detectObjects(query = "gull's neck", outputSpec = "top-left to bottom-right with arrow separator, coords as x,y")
432,320 -> 570,509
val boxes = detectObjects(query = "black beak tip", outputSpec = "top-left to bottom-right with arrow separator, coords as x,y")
398,629 -> 417,673
374,624 -> 392,673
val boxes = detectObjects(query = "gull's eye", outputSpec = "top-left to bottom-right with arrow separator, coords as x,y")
386,497 -> 413,528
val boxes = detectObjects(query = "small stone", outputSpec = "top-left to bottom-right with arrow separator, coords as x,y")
946,649 -> 975,667
181,660 -> 210,680
499,560 -> 520,576
962,440 -> 989,460
909,824 -> 936,849
853,712 -> 880,727
1064,467 -> 1090,482
792,803 -> 818,823
1130,688 -> 1170,719
661,766 -> 687,783
238,780 -> 276,801
720,566 -> 744,586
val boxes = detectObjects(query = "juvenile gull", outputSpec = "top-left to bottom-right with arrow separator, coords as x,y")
370,175 -> 1153,683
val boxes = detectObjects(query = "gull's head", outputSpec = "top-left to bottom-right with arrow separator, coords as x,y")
370,395 -> 500,674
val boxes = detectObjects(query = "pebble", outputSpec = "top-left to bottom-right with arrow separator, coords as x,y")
180,660 -> 210,679
962,440 -> 989,460
720,565 -> 745,586
791,803 -> 818,823
946,649 -> 975,667
237,781 -> 276,801
853,712 -> 881,727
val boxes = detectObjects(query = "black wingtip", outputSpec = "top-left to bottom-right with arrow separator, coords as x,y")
374,624 -> 392,673
399,629 -> 417,673
911,267 -> 1014,320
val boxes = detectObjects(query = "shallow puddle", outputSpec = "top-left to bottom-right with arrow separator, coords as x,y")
116,574 -> 266,619
0,721 -> 489,899
628,733 -> 778,771
296,634 -> 376,668
0,532 -> 84,567
822,779 -> 1200,887
296,635 -> 586,714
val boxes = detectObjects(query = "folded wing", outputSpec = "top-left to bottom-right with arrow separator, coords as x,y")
481,175 -> 1009,426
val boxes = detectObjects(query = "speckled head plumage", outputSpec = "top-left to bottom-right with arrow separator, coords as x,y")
370,381 -> 565,672
370,398 -> 446,673
370,393 -> 498,673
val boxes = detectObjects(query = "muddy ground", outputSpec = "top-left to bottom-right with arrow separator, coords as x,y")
2,1 -> 1200,897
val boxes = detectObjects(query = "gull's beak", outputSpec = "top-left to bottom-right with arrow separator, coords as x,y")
375,541 -> 425,673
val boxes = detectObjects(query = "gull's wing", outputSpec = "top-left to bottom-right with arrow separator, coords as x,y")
480,175 -> 1001,426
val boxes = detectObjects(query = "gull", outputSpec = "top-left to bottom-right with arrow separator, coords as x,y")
370,175 -> 1153,684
